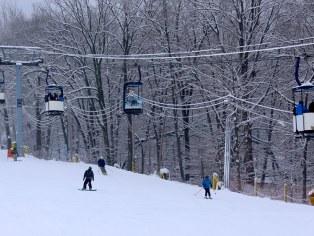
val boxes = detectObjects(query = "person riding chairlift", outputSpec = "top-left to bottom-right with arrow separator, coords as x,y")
47,92 -> 54,101
53,93 -> 58,100
308,100 -> 314,112
296,101 -> 308,115
58,90 -> 64,101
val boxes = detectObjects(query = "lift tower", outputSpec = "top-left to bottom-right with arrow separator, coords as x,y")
0,46 -> 42,160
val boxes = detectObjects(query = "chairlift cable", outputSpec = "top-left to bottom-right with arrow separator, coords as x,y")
41,41 -> 314,60
141,95 -> 229,108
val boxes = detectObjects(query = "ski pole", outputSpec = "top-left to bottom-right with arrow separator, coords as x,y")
194,188 -> 203,196
211,188 -> 216,195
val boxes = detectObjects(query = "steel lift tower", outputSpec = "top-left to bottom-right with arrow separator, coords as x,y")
0,46 -> 43,160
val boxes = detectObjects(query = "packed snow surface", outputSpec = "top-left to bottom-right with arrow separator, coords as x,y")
0,151 -> 312,236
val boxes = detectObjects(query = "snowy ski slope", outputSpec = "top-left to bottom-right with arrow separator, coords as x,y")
0,151 -> 312,236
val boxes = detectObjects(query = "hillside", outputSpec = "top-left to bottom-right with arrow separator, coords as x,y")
0,151 -> 312,236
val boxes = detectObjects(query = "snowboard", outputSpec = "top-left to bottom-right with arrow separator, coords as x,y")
204,197 -> 212,199
78,189 -> 97,191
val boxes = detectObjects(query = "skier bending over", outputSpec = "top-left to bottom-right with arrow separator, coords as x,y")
202,176 -> 212,199
82,167 -> 94,190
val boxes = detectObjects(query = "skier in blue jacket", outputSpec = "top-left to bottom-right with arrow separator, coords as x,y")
202,176 -> 212,199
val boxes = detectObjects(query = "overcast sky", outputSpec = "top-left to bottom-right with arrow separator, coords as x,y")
1,0 -> 43,17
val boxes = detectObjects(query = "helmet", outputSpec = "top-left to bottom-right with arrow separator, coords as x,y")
88,167 -> 92,170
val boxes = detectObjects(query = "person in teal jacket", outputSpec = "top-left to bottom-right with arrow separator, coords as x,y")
202,176 -> 212,199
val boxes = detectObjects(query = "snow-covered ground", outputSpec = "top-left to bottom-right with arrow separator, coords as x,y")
0,151 -> 312,236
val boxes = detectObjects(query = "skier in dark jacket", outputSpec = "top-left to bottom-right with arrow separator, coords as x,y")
97,156 -> 107,175
82,167 -> 94,190
202,176 -> 212,199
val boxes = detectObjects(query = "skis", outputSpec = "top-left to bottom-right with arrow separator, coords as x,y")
204,196 -> 212,199
78,189 -> 97,191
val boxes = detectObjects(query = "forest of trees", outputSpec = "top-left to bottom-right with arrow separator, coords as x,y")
0,0 -> 314,202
